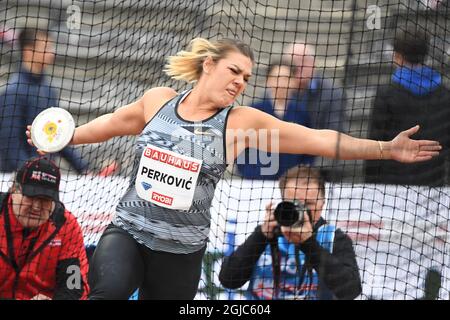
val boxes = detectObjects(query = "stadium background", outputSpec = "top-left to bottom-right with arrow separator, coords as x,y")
0,0 -> 449,299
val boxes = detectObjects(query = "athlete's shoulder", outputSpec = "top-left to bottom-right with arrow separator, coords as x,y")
142,87 -> 178,110
228,105 -> 275,129
143,87 -> 177,101
141,87 -> 179,122
230,105 -> 263,116
230,106 -> 268,121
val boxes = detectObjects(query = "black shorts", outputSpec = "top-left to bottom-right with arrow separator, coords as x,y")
88,224 -> 206,300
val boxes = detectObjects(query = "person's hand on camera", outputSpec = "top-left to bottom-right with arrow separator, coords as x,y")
281,211 -> 313,245
261,202 -> 278,240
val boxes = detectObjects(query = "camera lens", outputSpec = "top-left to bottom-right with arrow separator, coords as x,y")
274,201 -> 300,226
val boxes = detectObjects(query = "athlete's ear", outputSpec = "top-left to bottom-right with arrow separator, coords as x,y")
202,56 -> 215,74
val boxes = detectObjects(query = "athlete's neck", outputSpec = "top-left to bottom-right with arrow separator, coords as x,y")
180,87 -> 219,115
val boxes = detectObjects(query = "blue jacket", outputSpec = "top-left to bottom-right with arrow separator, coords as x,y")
0,66 -> 88,173
366,66 -> 450,186
301,77 -> 347,132
236,93 -> 314,180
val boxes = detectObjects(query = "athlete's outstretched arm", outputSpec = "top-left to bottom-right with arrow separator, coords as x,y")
70,98 -> 146,145
27,96 -> 145,148
27,87 -> 176,149
243,107 -> 441,163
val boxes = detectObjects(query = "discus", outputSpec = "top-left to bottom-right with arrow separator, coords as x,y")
31,107 -> 75,153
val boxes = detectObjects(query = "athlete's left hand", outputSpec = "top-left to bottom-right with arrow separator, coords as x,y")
390,125 -> 441,163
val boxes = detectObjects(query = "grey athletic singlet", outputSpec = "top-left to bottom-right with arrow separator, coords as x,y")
112,90 -> 232,254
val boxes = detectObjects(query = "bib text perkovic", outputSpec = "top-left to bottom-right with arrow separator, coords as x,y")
135,145 -> 203,210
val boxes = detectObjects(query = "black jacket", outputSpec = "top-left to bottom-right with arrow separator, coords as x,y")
219,218 -> 362,300
365,83 -> 450,186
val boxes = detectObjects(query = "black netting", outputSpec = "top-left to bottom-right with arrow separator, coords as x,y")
0,0 -> 449,300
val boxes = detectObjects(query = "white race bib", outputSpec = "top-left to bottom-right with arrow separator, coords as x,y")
135,145 -> 203,210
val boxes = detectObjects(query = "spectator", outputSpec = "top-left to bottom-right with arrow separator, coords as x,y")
365,28 -> 450,186
0,28 -> 89,174
236,60 -> 314,179
283,42 -> 348,180
219,166 -> 362,300
283,42 -> 347,133
0,157 -> 89,300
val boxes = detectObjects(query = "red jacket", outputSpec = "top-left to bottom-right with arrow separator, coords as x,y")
0,193 -> 89,300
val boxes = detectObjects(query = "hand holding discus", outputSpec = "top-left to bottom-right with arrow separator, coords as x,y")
26,107 -> 75,154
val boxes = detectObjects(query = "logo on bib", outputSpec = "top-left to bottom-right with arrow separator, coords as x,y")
151,191 -> 173,206
141,181 -> 152,190
143,147 -> 200,172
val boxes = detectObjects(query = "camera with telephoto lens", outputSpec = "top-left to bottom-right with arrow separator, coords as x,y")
273,200 -> 309,227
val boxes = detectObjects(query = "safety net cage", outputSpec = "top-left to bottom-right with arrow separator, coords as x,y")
0,0 -> 449,300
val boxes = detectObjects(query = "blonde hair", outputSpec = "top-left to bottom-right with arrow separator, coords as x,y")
164,37 -> 254,83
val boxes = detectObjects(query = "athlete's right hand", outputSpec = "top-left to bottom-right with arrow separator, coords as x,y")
26,125 -> 47,155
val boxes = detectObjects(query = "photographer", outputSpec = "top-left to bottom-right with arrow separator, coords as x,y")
219,166 -> 362,300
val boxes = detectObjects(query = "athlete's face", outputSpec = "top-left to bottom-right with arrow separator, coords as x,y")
11,185 -> 55,228
203,51 -> 253,107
